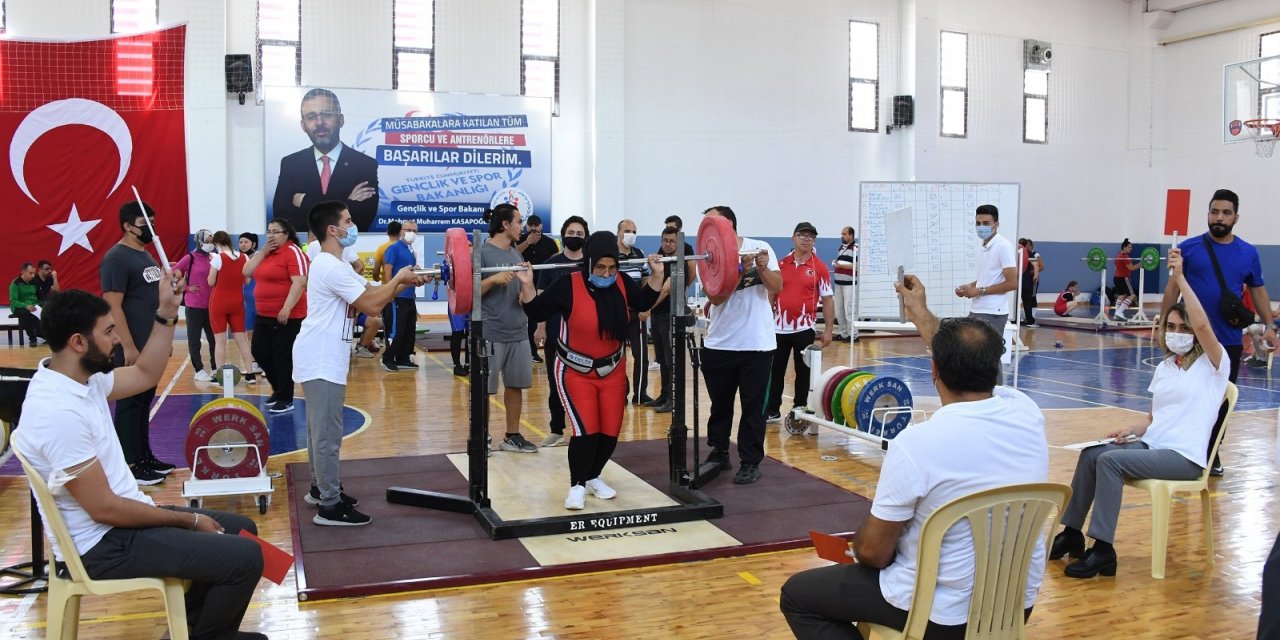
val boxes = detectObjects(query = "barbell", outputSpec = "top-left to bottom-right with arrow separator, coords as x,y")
436,215 -> 749,315
1082,246 -> 1162,273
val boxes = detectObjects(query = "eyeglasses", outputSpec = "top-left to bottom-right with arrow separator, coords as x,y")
795,233 -> 817,240
266,230 -> 288,236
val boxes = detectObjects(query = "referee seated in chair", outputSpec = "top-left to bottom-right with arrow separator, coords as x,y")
1050,246 -> 1227,579
13,285 -> 268,640
780,273 -> 1049,640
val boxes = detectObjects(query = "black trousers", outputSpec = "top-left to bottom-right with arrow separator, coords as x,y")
112,385 -> 157,465
14,308 -> 41,341
627,318 -> 648,400
184,306 -> 216,372
701,348 -> 771,467
544,330 -> 565,434
80,507 -> 263,640
1261,530 -> 1280,640
1020,269 -> 1036,323
652,313 -> 672,403
780,562 -> 1031,640
387,297 -> 417,363
251,315 -> 301,403
767,329 -> 815,414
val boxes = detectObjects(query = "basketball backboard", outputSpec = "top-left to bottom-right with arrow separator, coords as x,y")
1223,54 -> 1280,144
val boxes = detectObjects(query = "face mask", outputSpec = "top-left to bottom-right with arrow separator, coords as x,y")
403,231 -> 417,244
133,224 -> 154,244
621,232 -> 637,247
563,236 -> 585,251
1165,332 -> 1195,355
200,243 -> 215,253
976,225 -> 994,241
337,225 -> 359,248
588,273 -> 617,288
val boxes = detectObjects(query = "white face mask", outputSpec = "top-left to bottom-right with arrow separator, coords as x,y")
403,231 -> 417,244
622,232 -> 637,247
200,243 -> 215,253
1165,331 -> 1195,355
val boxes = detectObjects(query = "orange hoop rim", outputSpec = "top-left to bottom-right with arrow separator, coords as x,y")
1243,118 -> 1280,136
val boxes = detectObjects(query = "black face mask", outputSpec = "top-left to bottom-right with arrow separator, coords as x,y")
563,236 -> 585,251
132,223 -> 154,244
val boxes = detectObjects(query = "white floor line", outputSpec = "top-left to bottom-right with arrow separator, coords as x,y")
10,592 -> 39,633
149,356 -> 191,421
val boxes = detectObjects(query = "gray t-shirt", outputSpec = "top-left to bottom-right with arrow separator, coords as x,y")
479,241 -> 528,342
99,243 -> 161,348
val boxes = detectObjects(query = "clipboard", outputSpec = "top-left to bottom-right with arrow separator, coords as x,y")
808,530 -> 854,564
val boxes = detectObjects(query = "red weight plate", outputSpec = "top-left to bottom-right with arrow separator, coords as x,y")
821,367 -> 855,421
185,402 -> 270,480
445,228 -> 473,315
696,215 -> 741,298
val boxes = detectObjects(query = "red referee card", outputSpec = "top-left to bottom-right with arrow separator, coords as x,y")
809,530 -> 855,564
238,530 -> 295,584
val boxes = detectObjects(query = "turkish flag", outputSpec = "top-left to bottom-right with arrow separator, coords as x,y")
0,26 -> 189,305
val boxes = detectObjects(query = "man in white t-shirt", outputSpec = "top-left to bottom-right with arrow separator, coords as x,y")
699,206 -> 782,485
781,274 -> 1049,638
954,204 -> 1017,338
294,201 -> 430,526
14,287 -> 270,640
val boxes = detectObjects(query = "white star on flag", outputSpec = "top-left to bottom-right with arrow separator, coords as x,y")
47,204 -> 102,255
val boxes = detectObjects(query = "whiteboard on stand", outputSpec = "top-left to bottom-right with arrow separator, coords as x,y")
856,182 -> 1020,322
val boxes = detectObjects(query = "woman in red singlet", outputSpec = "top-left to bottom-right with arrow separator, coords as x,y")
517,231 -> 665,510
208,231 -> 257,384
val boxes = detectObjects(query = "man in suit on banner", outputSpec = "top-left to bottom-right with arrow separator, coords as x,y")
272,88 -> 380,232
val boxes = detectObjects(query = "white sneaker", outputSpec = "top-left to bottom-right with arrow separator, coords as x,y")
564,485 -> 586,510
585,477 -> 617,500
540,433 -> 566,447
807,423 -> 821,436
352,344 -> 375,359
648,361 -> 660,370
193,370 -> 213,383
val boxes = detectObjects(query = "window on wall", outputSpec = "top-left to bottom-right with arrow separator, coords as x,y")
521,0 -> 559,114
111,0 -> 157,33
258,0 -> 301,87
848,20 -> 879,132
1262,31 -> 1280,120
1023,69 -> 1048,143
939,31 -> 968,138
394,0 -> 434,91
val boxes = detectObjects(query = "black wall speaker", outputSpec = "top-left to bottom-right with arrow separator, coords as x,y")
225,54 -> 253,104
892,95 -> 914,128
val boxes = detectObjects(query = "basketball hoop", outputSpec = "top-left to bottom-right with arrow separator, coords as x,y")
1243,119 -> 1280,158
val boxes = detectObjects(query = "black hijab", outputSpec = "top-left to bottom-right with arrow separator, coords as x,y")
583,231 -> 630,343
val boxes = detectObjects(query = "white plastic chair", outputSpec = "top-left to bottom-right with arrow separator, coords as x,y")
14,450 -> 189,640
1124,382 -> 1237,579
859,482 -> 1071,640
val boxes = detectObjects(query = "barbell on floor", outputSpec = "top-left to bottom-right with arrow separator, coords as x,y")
1082,246 -> 1163,272
435,215 -> 750,315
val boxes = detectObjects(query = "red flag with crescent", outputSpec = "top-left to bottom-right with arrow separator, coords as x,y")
0,26 -> 188,305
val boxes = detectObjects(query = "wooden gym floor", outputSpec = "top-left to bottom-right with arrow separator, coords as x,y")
0,323 -> 1276,639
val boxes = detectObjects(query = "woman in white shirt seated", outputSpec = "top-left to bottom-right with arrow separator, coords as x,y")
1051,247 -> 1227,579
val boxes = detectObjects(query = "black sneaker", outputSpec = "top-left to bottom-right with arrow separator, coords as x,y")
644,396 -> 667,407
531,353 -> 544,364
703,449 -> 731,471
395,358 -> 419,368
653,401 -> 673,414
1209,463 -> 1224,477
381,358 -> 399,372
305,484 -> 359,507
765,411 -> 782,424
453,365 -> 470,377
268,401 -> 294,414
313,502 -> 372,526
141,456 -> 176,475
733,464 -> 762,484
131,464 -> 165,486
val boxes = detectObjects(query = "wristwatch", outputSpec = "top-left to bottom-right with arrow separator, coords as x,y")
978,286 -> 987,296
155,314 -> 178,326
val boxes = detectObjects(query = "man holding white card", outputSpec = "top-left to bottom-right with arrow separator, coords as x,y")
780,273 -> 1047,638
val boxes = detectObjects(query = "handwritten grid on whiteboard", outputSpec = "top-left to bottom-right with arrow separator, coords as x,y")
857,182 -> 1020,321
